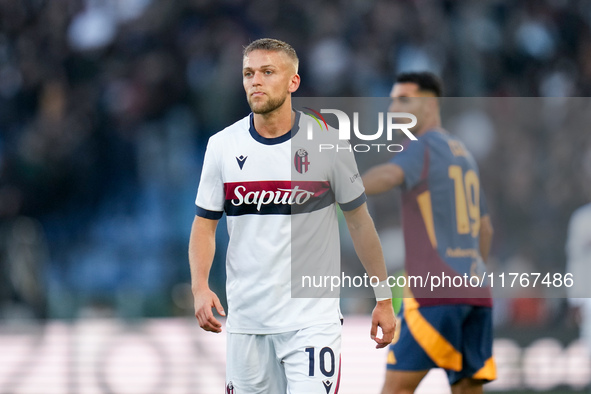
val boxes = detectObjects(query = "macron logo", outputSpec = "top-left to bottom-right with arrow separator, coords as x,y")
236,155 -> 247,170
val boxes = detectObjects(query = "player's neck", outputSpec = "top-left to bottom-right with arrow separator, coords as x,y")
253,103 -> 295,139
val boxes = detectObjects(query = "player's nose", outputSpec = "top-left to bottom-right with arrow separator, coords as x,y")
251,71 -> 263,86
389,98 -> 405,112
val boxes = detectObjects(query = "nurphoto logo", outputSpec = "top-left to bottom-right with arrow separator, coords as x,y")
304,108 -> 418,152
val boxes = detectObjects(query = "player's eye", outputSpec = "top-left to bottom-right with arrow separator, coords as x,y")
264,70 -> 273,75
399,97 -> 409,104
244,71 -> 252,77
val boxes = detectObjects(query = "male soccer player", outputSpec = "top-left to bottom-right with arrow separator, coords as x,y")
189,38 -> 395,393
362,72 -> 496,394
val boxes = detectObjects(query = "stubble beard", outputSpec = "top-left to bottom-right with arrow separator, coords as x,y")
248,93 -> 288,115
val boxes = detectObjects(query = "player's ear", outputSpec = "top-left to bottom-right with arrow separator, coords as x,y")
288,73 -> 300,93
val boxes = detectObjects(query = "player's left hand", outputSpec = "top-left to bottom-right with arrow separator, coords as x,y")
370,299 -> 396,349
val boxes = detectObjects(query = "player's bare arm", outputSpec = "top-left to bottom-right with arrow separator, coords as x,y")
362,163 -> 405,195
189,215 -> 226,333
342,202 -> 396,348
479,215 -> 493,263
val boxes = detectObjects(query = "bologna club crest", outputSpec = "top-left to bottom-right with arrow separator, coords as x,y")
226,381 -> 235,394
294,148 -> 310,174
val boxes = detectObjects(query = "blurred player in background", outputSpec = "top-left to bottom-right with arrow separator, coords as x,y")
566,202 -> 591,378
362,72 -> 496,394
189,38 -> 395,393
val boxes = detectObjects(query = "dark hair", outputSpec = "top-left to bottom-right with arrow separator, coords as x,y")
396,72 -> 443,97
243,38 -> 299,70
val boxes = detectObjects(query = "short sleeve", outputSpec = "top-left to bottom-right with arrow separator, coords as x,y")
195,136 -> 224,219
390,140 -> 426,189
330,141 -> 366,211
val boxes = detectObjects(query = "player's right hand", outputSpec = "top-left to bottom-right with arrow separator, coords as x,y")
193,288 -> 226,333
371,299 -> 396,349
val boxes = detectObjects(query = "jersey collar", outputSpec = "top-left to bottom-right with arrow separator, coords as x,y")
248,111 -> 301,145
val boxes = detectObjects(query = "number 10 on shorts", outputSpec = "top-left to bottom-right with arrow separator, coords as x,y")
305,347 -> 335,377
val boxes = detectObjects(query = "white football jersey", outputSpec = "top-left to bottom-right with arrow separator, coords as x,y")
195,111 -> 366,334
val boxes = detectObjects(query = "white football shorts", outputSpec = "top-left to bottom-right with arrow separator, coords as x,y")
225,322 -> 342,393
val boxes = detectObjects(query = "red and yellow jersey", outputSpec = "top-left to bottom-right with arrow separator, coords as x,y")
391,129 -> 492,307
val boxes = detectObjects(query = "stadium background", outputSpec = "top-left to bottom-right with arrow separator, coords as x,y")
1,0 -> 591,393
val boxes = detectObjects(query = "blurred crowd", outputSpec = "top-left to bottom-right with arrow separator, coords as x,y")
1,0 -> 591,324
